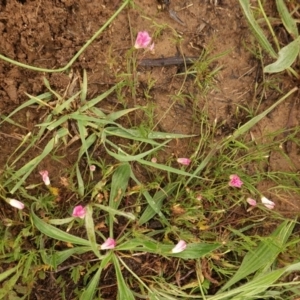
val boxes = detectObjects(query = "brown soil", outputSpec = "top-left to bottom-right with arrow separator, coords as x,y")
0,0 -> 299,299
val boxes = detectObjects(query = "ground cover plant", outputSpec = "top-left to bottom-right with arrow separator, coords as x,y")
0,0 -> 300,299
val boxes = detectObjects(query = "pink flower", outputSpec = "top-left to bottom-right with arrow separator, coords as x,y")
134,31 -> 152,49
261,196 -> 275,209
246,198 -> 257,206
89,165 -> 96,172
177,158 -> 191,166
151,157 -> 157,163
228,174 -> 243,188
7,198 -> 24,210
196,194 -> 202,201
72,205 -> 86,219
100,238 -> 116,250
39,170 -> 50,186
171,240 -> 187,253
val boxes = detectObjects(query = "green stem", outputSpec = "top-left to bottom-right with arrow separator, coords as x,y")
258,0 -> 280,52
0,0 -> 130,73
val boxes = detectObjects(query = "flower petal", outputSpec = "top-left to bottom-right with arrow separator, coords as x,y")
261,196 -> 275,209
246,198 -> 257,206
72,205 -> 86,218
134,31 -> 152,49
89,165 -> 96,172
39,170 -> 50,186
177,158 -> 191,166
228,174 -> 243,188
100,238 -> 116,250
7,198 -> 25,210
171,240 -> 187,253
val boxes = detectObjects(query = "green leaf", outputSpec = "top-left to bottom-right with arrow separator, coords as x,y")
219,220 -> 295,292
76,164 -> 85,197
0,267 -> 22,299
138,183 -> 177,225
8,128 -> 69,194
44,247 -> 93,267
130,171 -> 169,226
109,163 -> 131,210
276,0 -> 298,39
94,204 -> 136,221
79,85 -> 117,112
31,207 -> 91,246
0,92 -> 52,126
264,36 -> 300,73
80,69 -> 88,103
52,91 -> 81,115
0,265 -> 18,283
116,239 -> 220,259
48,217 -> 75,225
230,87 -> 297,140
138,158 -> 202,179
80,253 -> 112,300
111,254 -> 135,300
239,0 -> 277,58
104,138 -> 169,162
106,127 -> 196,140
85,205 -> 101,257
107,107 -> 140,121
109,163 -> 131,236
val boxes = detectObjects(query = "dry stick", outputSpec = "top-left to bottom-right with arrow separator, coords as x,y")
0,0 -> 130,73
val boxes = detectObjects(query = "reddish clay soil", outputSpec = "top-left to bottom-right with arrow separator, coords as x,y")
0,0 -> 299,299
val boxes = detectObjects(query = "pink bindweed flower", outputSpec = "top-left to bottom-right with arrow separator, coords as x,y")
177,158 -> 191,166
72,205 -> 86,219
39,170 -> 50,186
151,157 -> 157,163
246,198 -> 257,207
100,238 -> 116,250
89,165 -> 96,172
7,198 -> 24,210
228,174 -> 243,188
261,196 -> 275,209
196,194 -> 202,201
171,240 -> 187,253
134,31 -> 152,49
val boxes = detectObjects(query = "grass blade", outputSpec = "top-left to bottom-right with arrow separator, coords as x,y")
219,220 -> 295,292
85,205 -> 101,257
80,69 -> 88,103
31,207 -> 91,246
111,253 -> 135,300
230,87 -> 297,139
80,253 -> 112,300
0,265 -> 18,282
138,183 -> 177,225
130,171 -> 169,226
276,0 -> 298,39
7,128 -> 69,194
239,0 -> 277,58
109,163 -> 131,236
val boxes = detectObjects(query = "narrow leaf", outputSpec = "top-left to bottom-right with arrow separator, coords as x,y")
219,220 -> 295,292
138,183 -> 177,225
80,254 -> 112,300
109,163 -> 131,236
264,36 -> 300,73
276,0 -> 298,39
31,207 -> 91,246
85,205 -> 101,257
111,254 -> 135,300
239,0 -> 277,58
